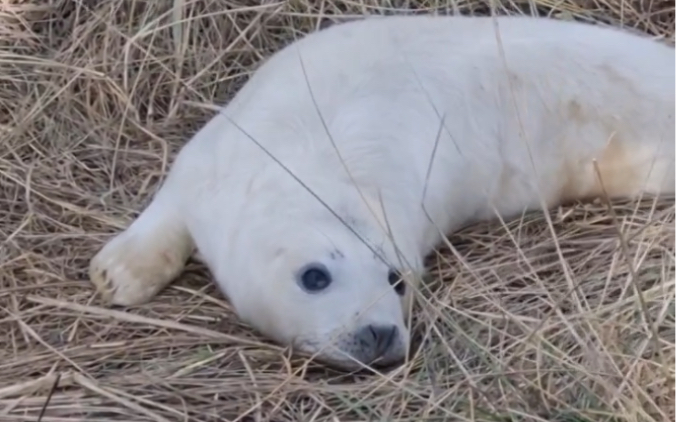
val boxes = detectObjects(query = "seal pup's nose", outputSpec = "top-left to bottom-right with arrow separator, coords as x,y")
356,324 -> 399,361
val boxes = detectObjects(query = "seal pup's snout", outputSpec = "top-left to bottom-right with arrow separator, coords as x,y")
351,323 -> 406,368
358,324 -> 398,358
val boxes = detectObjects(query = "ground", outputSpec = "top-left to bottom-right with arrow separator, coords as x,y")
0,1 -> 673,421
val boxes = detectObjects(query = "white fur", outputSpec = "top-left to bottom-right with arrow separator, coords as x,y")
89,15 -> 675,370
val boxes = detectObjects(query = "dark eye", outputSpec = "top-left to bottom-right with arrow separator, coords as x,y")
298,264 -> 332,293
388,269 -> 406,296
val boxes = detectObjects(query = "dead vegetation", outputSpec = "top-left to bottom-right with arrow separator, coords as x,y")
0,1 -> 674,421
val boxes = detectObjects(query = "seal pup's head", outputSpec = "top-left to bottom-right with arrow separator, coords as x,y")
211,180 -> 421,371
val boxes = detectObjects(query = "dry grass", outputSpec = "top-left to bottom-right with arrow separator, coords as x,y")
0,0 -> 674,421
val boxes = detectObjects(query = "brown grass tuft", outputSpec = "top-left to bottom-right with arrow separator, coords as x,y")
0,1 -> 673,421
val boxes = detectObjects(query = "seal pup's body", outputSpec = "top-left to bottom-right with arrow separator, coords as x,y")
89,15 -> 675,370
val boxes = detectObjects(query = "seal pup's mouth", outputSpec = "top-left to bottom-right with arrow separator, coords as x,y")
292,323 -> 409,372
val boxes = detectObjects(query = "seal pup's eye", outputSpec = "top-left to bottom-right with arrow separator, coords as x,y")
388,269 -> 406,296
297,264 -> 333,293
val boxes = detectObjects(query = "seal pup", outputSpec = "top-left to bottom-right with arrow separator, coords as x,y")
88,15 -> 675,371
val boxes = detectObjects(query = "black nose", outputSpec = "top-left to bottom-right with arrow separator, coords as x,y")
357,324 -> 399,360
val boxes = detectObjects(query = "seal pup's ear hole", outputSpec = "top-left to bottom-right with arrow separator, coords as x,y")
387,269 -> 406,296
296,263 -> 333,293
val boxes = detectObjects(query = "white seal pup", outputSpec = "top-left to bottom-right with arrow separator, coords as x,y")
88,15 -> 675,370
